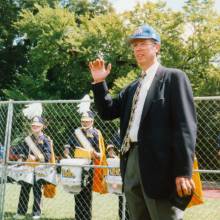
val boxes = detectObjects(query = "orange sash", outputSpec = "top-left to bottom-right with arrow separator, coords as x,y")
43,138 -> 57,198
187,156 -> 204,208
92,130 -> 108,194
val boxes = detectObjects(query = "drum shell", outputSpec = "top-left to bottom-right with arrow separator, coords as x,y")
7,165 -> 34,185
35,165 -> 57,185
60,158 -> 91,194
106,158 -> 122,195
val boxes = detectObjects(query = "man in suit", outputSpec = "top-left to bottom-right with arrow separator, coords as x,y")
89,24 -> 197,220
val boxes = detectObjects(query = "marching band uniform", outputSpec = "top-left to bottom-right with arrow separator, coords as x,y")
66,111 -> 107,220
14,116 -> 52,220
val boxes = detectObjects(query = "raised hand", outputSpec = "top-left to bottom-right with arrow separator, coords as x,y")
89,58 -> 111,83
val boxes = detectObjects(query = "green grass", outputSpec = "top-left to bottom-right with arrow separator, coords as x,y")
2,183 -> 220,220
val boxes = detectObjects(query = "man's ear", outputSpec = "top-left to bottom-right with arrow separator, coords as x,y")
155,43 -> 161,54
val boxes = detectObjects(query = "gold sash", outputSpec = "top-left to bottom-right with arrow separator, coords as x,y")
25,136 -> 45,162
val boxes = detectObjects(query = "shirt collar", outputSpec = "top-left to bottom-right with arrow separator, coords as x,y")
142,61 -> 160,77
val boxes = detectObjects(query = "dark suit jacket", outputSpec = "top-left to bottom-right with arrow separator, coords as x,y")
92,65 -> 197,209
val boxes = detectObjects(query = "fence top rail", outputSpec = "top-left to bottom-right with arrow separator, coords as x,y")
0,96 -> 219,104
194,96 -> 220,100
0,99 -> 93,104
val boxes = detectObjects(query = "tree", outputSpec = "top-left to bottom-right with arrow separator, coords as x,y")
111,0 -> 220,96
0,0 -> 22,99
0,0 -> 60,100
4,5 -> 81,99
3,1 -> 117,100
3,0 -> 220,100
181,0 -> 220,96
63,0 -> 114,18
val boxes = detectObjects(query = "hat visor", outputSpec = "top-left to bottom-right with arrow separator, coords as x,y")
128,36 -> 160,43
31,122 -> 44,126
107,146 -> 114,150
81,117 -> 93,121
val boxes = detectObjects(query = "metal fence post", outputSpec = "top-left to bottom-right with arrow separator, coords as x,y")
121,194 -> 126,220
0,101 -> 13,220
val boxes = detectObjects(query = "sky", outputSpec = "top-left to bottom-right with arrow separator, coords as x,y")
110,0 -> 220,13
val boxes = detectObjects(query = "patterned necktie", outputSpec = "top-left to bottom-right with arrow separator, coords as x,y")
121,74 -> 145,155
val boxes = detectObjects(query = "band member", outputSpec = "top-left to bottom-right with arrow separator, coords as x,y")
66,110 -> 107,220
63,144 -> 71,159
13,116 -> 52,220
106,144 -> 118,159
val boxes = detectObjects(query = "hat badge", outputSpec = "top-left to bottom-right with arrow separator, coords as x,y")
134,27 -> 143,36
33,117 -> 40,123
83,112 -> 89,117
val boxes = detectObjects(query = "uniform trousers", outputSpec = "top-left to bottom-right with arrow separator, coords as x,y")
75,168 -> 93,220
17,177 -> 44,216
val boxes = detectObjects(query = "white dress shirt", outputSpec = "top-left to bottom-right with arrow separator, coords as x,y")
128,61 -> 160,142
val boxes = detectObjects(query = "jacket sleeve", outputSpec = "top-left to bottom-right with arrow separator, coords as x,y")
170,70 -> 197,178
92,81 -> 126,120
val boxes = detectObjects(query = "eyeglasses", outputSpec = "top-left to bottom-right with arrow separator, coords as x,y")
131,42 -> 156,49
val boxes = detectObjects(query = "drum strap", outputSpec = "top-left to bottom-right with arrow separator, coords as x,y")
25,136 -> 45,162
74,128 -> 94,151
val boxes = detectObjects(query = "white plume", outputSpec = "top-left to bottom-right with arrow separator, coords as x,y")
22,103 -> 43,120
77,95 -> 91,114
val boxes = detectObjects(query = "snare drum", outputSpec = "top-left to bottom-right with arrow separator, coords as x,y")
106,158 -> 122,195
7,165 -> 34,185
60,158 -> 91,194
35,165 -> 57,185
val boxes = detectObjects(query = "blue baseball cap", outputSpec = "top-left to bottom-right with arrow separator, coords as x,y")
129,24 -> 160,43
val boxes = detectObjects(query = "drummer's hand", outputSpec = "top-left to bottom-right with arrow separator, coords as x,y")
91,150 -> 101,159
17,158 -> 23,162
89,58 -> 111,83
175,176 -> 195,197
28,154 -> 36,161
19,154 -> 25,160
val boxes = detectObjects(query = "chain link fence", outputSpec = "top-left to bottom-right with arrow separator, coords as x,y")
0,97 -> 219,220
0,101 -> 11,219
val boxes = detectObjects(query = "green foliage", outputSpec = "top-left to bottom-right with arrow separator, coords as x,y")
15,5 -> 80,70
80,12 -> 134,86
0,0 -> 61,100
110,70 -> 139,96
63,0 -> 114,18
0,0 -> 22,98
4,5 -> 81,99
180,0 -> 220,95
119,1 -> 220,96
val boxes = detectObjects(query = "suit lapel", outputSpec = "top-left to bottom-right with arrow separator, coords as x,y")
140,65 -> 165,123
